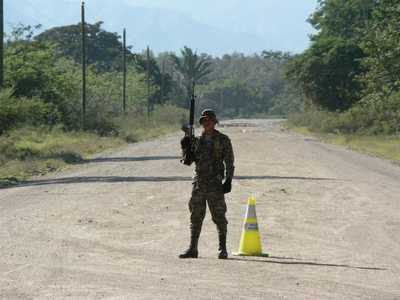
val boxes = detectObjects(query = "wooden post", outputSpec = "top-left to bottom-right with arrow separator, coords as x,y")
122,28 -> 127,113
81,0 -> 87,129
146,46 -> 151,118
0,0 -> 4,88
161,58 -> 165,103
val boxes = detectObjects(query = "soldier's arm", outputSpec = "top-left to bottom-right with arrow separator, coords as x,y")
223,136 -> 235,179
181,136 -> 199,166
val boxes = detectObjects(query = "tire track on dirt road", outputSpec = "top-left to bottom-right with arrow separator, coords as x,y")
0,119 -> 399,299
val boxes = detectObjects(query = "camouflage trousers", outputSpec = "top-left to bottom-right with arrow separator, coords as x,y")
189,189 -> 228,238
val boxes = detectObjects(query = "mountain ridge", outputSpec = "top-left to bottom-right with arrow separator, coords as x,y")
5,0 -> 316,56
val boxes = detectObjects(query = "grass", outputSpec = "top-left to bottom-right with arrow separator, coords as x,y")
0,105 -> 188,187
0,127 -> 125,186
115,106 -> 186,143
289,125 -> 400,163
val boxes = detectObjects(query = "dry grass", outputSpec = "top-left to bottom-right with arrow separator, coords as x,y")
0,127 -> 125,185
0,105 -> 188,186
290,126 -> 400,162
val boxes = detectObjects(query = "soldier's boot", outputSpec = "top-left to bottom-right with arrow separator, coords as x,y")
218,232 -> 228,259
179,232 -> 199,259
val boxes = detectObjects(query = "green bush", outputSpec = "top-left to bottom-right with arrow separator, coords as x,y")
0,126 -> 125,182
288,93 -> 400,135
0,105 -> 187,183
114,104 -> 188,141
151,105 -> 187,125
0,89 -> 60,134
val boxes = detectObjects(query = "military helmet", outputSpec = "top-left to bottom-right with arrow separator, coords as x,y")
199,109 -> 219,124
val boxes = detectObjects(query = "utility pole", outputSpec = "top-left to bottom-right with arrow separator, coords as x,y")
161,58 -> 165,104
220,88 -> 224,112
81,0 -> 87,129
146,46 -> 151,118
0,0 -> 4,88
122,28 -> 127,113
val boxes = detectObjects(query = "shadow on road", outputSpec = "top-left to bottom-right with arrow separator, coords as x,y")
229,257 -> 387,271
77,156 -> 181,164
1,175 -> 341,189
235,176 -> 338,181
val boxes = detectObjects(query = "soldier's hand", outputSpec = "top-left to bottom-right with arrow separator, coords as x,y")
223,178 -> 232,194
180,136 -> 192,149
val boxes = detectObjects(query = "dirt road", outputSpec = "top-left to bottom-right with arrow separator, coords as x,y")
1,119 -> 399,299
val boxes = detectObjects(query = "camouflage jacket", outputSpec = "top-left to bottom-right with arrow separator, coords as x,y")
188,129 -> 235,192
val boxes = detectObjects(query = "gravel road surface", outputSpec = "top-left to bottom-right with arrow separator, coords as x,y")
1,119 -> 399,299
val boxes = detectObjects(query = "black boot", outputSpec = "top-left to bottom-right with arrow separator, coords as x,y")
218,232 -> 228,259
179,232 -> 199,259
179,248 -> 198,259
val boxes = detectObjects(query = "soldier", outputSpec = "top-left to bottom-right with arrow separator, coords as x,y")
179,109 -> 235,259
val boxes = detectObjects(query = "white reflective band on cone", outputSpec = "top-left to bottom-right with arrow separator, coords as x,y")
245,223 -> 259,231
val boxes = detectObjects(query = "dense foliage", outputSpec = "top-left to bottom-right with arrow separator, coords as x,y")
287,0 -> 400,134
2,24 -> 168,134
195,51 -> 302,118
36,22 -> 124,71
170,46 -> 212,105
1,22 -> 300,136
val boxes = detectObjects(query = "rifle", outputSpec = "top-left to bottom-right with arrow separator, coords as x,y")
181,81 -> 196,165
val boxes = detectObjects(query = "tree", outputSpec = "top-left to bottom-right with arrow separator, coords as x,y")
360,0 -> 400,97
133,51 -> 174,108
36,22 -> 127,71
171,46 -> 212,105
194,51 -> 298,117
285,0 -> 375,111
286,37 -> 365,111
5,27 -> 81,127
309,0 -> 376,42
262,50 -> 291,62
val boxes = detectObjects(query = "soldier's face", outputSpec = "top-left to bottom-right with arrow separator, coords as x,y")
202,118 -> 216,132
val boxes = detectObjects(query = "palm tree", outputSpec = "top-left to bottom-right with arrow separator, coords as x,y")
171,46 -> 212,105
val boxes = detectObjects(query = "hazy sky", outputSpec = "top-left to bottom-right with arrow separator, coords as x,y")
112,0 -> 319,53
9,0 -> 319,55
122,0 -> 318,39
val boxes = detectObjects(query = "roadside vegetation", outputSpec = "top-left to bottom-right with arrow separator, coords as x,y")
288,125 -> 400,163
8,0 -> 400,183
0,105 -> 187,186
285,0 -> 400,161
286,0 -> 400,135
1,23 -> 297,185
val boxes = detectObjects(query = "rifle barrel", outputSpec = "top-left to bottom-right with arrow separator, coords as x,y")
189,81 -> 196,136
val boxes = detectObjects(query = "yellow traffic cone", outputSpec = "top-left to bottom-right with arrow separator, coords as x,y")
233,196 -> 269,257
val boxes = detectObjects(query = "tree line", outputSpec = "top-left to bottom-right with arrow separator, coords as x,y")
0,21 -> 300,135
287,0 -> 400,134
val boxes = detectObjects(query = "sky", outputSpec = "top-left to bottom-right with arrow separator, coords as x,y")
120,0 -> 319,49
7,0 -> 319,56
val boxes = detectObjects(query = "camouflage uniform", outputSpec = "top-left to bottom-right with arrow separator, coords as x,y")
180,109 -> 234,259
189,130 -> 235,239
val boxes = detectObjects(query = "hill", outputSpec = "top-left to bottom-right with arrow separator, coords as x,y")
6,0 -> 316,56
